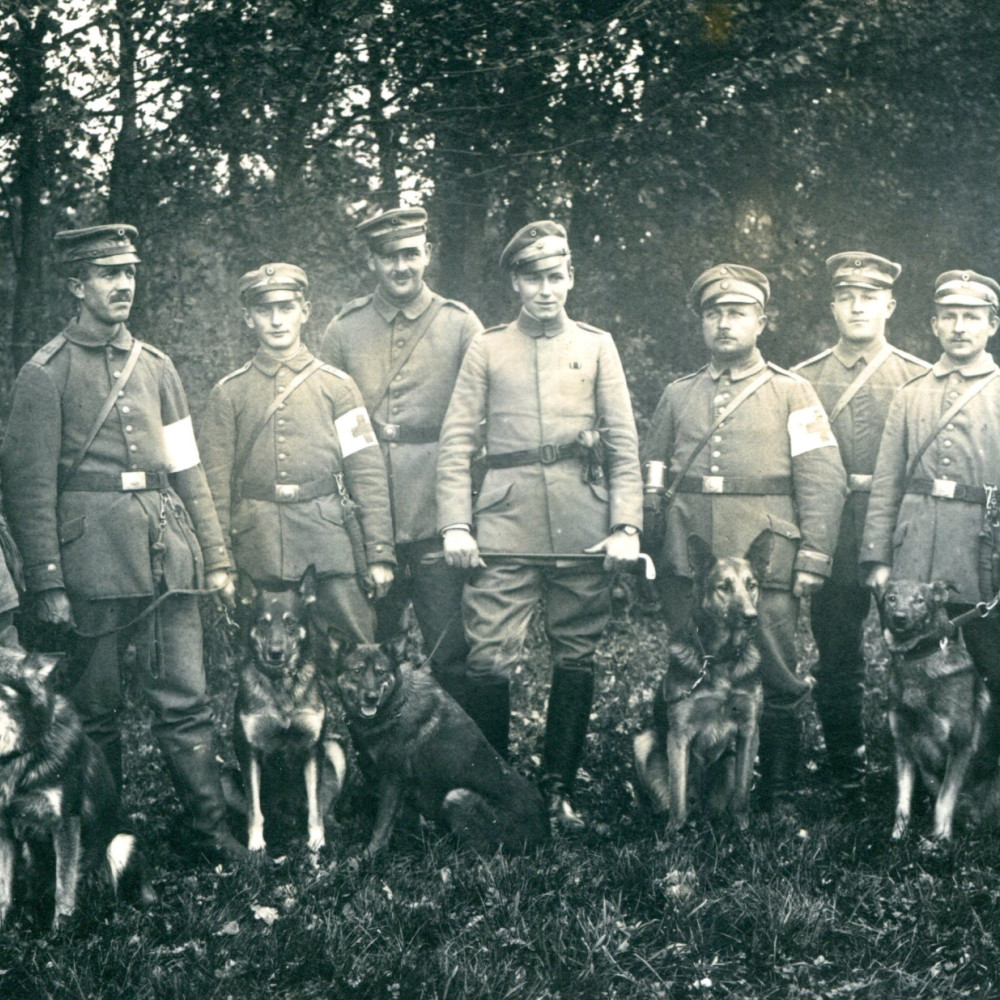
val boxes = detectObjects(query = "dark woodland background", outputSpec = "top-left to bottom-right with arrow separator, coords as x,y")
2,0 -> 999,429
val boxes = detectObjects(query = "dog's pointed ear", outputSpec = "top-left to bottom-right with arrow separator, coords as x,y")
28,652 -> 63,683
686,534 -> 716,576
300,565 -> 318,606
0,624 -> 21,650
744,530 -> 774,584
931,579 -> 955,605
382,635 -> 409,666
324,628 -> 354,670
235,571 -> 258,607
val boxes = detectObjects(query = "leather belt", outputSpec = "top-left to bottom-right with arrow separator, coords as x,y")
906,478 -> 989,503
674,474 -> 792,495
848,474 -> 873,492
485,441 -> 584,470
63,470 -> 171,492
237,475 -> 338,503
372,420 -> 441,444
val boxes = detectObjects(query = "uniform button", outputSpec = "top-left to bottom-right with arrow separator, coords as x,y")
130,462 -> 138,469
713,435 -> 722,443
277,386 -> 285,392
392,406 -> 400,414
121,405 -> 130,414
118,391 -> 125,397
277,436 -> 285,443
710,465 -> 720,473
713,396 -> 725,405
942,458 -> 951,465
396,339 -> 405,348
113,370 -> 122,378
375,544 -> 384,552
394,374 -> 403,381
125,425 -> 133,433
278,402 -> 286,409
390,442 -> 397,449
277,418 -> 285,426
279,471 -> 288,479
47,563 -> 57,572
278,453 -> 287,460
946,423 -> 955,430
129,444 -> 137,452
711,450 -> 721,458
944,440 -> 952,447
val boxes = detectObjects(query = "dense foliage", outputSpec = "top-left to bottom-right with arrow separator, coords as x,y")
3,1 -> 1000,419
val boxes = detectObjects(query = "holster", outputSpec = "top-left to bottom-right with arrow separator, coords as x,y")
335,474 -> 375,598
979,524 -> 1000,598
577,429 -> 606,486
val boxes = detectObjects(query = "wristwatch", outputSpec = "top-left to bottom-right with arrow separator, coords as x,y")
614,524 -> 640,536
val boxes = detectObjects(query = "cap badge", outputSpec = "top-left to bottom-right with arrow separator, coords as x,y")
720,267 -> 728,274
961,272 -> 970,282
265,265 -> 274,275
720,280 -> 730,289
529,228 -> 537,238
390,217 -> 402,227
854,260 -> 862,267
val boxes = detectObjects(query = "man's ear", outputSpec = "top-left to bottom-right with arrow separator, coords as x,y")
242,308 -> 254,330
67,277 -> 85,301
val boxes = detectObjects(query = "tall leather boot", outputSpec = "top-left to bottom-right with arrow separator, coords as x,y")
433,670 -> 469,714
816,701 -> 866,799
541,662 -> 594,831
757,711 -> 802,814
162,742 -> 250,865
98,735 -> 124,797
463,676 -> 510,757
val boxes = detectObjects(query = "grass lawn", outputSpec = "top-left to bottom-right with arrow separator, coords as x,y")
1,596 -> 999,1000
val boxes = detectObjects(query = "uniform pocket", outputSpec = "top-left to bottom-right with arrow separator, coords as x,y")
316,496 -> 346,527
58,516 -> 86,545
588,482 -> 609,504
473,482 -> 513,514
891,521 -> 909,551
230,503 -> 257,536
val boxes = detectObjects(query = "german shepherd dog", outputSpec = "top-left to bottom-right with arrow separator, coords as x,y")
878,579 -> 998,841
0,643 -> 154,930
234,575 -> 347,856
634,533 -> 768,830
327,635 -> 550,857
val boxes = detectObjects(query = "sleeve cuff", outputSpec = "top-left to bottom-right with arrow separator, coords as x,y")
202,544 -> 232,574
365,541 -> 397,567
26,561 -> 64,593
794,548 -> 833,577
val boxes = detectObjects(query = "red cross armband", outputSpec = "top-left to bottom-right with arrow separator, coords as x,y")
787,405 -> 837,457
335,407 -> 378,458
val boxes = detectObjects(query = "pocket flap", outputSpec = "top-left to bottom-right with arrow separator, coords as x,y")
763,513 -> 801,541
58,515 -> 86,545
316,496 -> 345,526
474,482 -> 513,514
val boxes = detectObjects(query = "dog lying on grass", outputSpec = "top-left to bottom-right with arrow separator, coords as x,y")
634,533 -> 767,830
878,579 -> 1000,841
234,577 -> 347,858
326,635 -> 549,857
0,641 -> 155,931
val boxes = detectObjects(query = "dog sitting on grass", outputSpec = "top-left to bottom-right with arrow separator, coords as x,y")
0,639 -> 155,931
634,533 -> 768,831
878,579 -> 1000,842
326,635 -> 550,858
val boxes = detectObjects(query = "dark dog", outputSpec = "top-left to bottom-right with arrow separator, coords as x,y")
327,636 -> 549,857
235,576 -> 346,856
0,643 -> 154,930
634,533 -> 767,830
879,579 -> 998,841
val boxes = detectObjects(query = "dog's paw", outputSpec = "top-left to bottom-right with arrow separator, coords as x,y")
307,829 -> 326,853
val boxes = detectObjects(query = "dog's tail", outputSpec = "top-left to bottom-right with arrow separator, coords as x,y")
106,834 -> 158,907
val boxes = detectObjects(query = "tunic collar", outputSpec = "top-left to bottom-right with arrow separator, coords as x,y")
516,308 -> 571,339
62,320 -> 132,350
373,283 -> 433,324
831,337 -> 889,368
707,349 -> 766,381
931,353 -> 1000,378
252,344 -> 316,376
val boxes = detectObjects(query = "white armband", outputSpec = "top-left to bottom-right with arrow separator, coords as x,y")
335,407 -> 378,458
163,416 -> 200,472
788,405 -> 837,457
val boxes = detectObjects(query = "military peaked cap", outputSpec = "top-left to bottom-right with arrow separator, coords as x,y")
356,207 -> 428,253
55,224 -> 141,266
934,270 -> 1000,308
826,251 -> 901,289
689,263 -> 770,311
500,220 -> 571,272
238,263 -> 309,303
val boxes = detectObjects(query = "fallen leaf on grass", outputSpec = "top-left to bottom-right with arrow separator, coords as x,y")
216,920 -> 240,936
251,904 -> 280,925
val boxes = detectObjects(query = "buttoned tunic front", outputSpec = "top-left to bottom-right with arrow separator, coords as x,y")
863,354 -> 1000,605
0,323 -> 228,601
794,341 -> 929,583
642,350 -> 847,589
320,285 -> 482,544
437,310 -> 643,552
199,346 -> 395,585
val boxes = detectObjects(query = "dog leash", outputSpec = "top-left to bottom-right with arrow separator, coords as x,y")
947,590 -> 1000,630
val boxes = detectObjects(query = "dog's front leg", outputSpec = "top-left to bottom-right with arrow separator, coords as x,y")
304,751 -> 325,852
666,731 -> 690,830
892,749 -> 916,840
52,816 -> 82,931
732,724 -> 760,830
364,775 -> 404,858
932,746 -> 975,841
0,832 -> 15,927
247,753 -> 266,856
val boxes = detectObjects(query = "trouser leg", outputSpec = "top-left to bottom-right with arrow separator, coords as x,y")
955,610 -> 1000,780
315,573 -> 377,643
810,581 -> 871,787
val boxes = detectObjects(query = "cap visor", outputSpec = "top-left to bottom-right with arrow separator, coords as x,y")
90,252 -> 142,266
372,234 -> 426,254
513,254 -> 570,273
833,279 -> 888,290
705,292 -> 760,306
935,294 -> 994,307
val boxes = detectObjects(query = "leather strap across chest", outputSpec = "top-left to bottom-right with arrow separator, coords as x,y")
828,343 -> 895,423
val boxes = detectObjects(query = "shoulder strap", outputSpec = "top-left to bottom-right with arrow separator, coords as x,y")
904,369 -> 1000,486
366,298 -> 447,413
231,358 -> 324,488
828,343 -> 894,423
663,368 -> 774,508
61,338 -> 144,487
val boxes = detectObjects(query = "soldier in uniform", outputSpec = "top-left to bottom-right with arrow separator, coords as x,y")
0,224 -> 248,864
863,270 -> 1000,758
437,220 -> 643,828
642,264 -> 847,810
319,208 -> 482,704
794,253 -> 929,798
199,263 -> 395,641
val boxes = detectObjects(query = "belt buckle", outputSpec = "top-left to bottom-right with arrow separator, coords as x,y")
121,471 -> 147,491
275,483 -> 300,501
539,444 -> 558,465
931,478 -> 956,499
381,423 -> 399,441
702,475 -> 724,494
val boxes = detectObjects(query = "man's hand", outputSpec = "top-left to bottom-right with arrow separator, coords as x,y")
369,562 -> 395,600
792,570 -> 826,598
442,527 -> 486,570
36,588 -> 74,626
206,568 -> 237,610
865,563 -> 891,596
585,528 -> 641,573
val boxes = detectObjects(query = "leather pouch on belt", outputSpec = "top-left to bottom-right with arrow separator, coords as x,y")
756,514 -> 801,588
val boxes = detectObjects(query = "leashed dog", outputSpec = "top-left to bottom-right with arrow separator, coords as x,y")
0,641 -> 154,930
235,576 -> 347,856
327,635 -> 549,857
878,579 -> 999,841
634,533 -> 768,830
